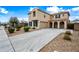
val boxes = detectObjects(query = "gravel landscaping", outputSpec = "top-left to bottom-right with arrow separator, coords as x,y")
40,31 -> 79,52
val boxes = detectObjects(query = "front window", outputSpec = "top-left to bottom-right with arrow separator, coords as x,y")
33,20 -> 38,27
29,22 -> 32,26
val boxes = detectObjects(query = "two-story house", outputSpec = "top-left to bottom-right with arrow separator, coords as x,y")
28,8 -> 70,29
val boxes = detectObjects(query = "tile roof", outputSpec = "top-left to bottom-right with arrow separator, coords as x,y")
28,8 -> 70,16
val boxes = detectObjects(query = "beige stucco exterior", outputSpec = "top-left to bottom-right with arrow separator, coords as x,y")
29,8 -> 50,22
28,8 -> 70,29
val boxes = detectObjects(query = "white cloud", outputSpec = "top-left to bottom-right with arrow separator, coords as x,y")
46,6 -> 60,13
70,16 -> 79,20
29,7 -> 39,11
46,6 -> 67,14
0,7 -> 8,14
71,7 -> 79,11
46,6 -> 79,14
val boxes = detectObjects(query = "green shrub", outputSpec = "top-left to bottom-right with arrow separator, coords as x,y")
63,34 -> 71,41
8,27 -> 15,33
32,27 -> 35,29
16,26 -> 21,31
65,31 -> 72,35
24,26 -> 30,32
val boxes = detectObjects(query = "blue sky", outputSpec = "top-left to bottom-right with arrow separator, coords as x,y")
0,6 -> 79,23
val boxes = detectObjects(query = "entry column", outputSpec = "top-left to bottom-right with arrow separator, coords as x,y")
64,21 -> 67,29
38,21 -> 40,29
52,21 -> 54,28
32,21 -> 34,28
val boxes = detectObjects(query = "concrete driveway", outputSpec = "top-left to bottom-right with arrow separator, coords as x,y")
9,28 -> 65,52
0,26 -> 67,52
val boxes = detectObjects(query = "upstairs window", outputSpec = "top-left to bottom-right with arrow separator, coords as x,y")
55,14 -> 60,18
33,11 -> 36,17
52,16 -> 54,18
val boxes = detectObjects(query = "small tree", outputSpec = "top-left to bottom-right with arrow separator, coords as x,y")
8,27 -> 15,33
9,17 -> 19,28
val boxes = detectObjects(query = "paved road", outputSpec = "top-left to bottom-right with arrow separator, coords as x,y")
0,26 -> 14,52
9,29 -> 65,52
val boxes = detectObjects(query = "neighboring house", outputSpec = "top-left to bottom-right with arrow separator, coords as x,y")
28,8 -> 70,29
20,20 -> 28,26
74,23 -> 79,31
71,20 -> 79,31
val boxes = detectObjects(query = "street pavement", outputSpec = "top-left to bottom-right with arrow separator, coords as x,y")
0,26 -> 14,52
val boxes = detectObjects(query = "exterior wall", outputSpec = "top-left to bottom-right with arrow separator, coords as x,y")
29,9 -> 38,22
51,13 -> 69,29
28,9 -> 50,29
36,10 -> 50,22
29,9 -> 50,22
74,23 -> 79,31
61,14 -> 69,20
52,14 -> 69,21
52,21 -> 67,29
28,8 -> 70,29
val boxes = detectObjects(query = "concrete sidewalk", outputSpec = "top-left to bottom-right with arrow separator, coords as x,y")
0,26 -> 14,52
